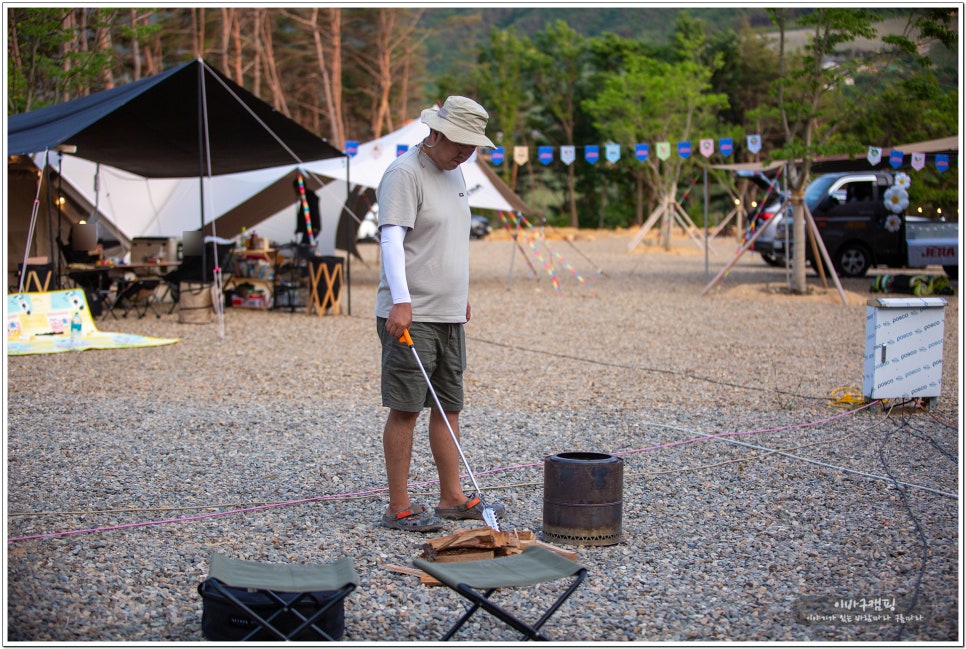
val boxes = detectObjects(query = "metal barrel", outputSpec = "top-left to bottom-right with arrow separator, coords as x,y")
542,452 -> 623,546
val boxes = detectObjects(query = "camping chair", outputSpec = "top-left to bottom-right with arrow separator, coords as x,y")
164,241 -> 235,313
109,276 -> 163,319
413,546 -> 587,641
16,257 -> 54,292
198,552 -> 359,642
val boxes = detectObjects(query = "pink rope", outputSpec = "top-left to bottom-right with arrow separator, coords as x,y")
7,402 -> 877,543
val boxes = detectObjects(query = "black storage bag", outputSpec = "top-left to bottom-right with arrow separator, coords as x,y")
198,579 -> 346,641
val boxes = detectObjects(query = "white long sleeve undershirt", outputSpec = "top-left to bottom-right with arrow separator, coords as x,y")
380,224 -> 411,304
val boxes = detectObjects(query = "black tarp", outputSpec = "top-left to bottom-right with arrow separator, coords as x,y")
7,58 -> 344,177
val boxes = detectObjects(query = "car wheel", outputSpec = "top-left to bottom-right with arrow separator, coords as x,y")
835,244 -> 872,278
760,252 -> 784,267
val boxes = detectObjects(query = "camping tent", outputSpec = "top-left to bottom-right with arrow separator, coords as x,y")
6,58 -> 345,288
17,115 -> 530,263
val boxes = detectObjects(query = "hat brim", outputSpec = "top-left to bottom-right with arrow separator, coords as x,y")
421,108 -> 495,148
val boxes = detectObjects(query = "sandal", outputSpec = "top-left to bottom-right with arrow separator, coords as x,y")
381,504 -> 445,532
435,496 -> 506,521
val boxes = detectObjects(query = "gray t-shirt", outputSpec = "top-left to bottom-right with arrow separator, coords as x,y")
375,144 -> 471,322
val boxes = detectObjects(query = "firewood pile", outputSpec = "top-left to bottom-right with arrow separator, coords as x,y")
385,527 -> 577,586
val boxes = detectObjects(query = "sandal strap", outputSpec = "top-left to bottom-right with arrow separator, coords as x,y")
390,503 -> 427,520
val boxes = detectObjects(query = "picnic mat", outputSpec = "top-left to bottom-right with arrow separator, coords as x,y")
6,289 -> 179,356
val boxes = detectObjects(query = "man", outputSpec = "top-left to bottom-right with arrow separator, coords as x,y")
375,96 -> 506,531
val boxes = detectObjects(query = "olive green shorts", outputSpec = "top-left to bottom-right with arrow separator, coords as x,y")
377,318 -> 465,412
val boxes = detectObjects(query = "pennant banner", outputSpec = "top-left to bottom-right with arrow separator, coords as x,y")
538,146 -> 554,166
747,134 -> 762,154
478,137 -> 955,174
605,143 -> 620,164
345,140 -> 359,157
560,145 -> 576,166
867,146 -> 882,166
396,143 -> 409,157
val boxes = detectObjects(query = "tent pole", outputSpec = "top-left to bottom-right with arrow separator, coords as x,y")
46,151 -> 56,284
345,154 -> 351,316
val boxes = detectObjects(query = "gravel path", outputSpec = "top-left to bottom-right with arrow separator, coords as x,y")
5,231 -> 961,642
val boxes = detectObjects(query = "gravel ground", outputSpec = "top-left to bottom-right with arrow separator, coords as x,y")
5,230 -> 961,643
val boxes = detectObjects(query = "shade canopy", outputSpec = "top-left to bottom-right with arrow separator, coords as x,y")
7,59 -> 344,177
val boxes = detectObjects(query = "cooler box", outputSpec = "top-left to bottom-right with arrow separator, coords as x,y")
862,297 -> 946,404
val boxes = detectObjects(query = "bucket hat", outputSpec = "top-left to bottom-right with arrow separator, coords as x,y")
421,96 -> 495,148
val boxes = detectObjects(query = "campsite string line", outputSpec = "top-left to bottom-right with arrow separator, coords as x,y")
9,401 -> 947,544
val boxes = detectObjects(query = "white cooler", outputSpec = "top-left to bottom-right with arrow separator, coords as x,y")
862,297 -> 947,407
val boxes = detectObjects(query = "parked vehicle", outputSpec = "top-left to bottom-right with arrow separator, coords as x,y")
768,171 -> 958,278
738,170 -> 789,267
470,214 -> 492,239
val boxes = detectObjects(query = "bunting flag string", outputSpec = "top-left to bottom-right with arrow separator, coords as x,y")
295,169 -> 315,246
498,211 -> 538,277
482,138 -> 955,173
500,211 -> 602,296
513,212 -> 590,290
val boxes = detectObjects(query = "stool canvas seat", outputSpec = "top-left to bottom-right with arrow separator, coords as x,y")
413,545 -> 587,641
199,553 -> 358,642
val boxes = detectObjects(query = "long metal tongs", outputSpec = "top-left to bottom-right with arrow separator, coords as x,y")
398,328 -> 500,531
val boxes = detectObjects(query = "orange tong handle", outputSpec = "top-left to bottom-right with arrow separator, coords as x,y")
398,329 -> 414,346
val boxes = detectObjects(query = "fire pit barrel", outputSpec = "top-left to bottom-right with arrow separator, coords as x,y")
542,452 -> 623,546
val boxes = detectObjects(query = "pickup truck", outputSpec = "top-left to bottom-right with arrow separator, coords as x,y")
761,171 -> 959,278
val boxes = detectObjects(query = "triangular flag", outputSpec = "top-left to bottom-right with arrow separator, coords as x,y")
911,152 -> 926,171
490,146 -> 505,166
656,142 -> 671,160
677,141 -> 691,159
538,146 -> 554,166
635,143 -> 649,162
889,149 -> 904,169
560,145 -> 576,166
746,134 -> 762,154
719,138 -> 733,156
867,146 -> 882,166
585,145 -> 600,164
513,146 -> 529,166
605,143 -> 620,164
699,139 -> 714,158
935,154 -> 948,173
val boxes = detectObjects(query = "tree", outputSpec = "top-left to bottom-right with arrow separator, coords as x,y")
525,20 -> 588,227
473,26 -> 530,189
769,8 -> 878,294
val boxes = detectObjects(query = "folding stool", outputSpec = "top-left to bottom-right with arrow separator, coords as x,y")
198,552 -> 359,642
413,545 -> 587,641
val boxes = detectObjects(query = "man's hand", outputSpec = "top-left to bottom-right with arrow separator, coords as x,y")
386,302 -> 413,338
